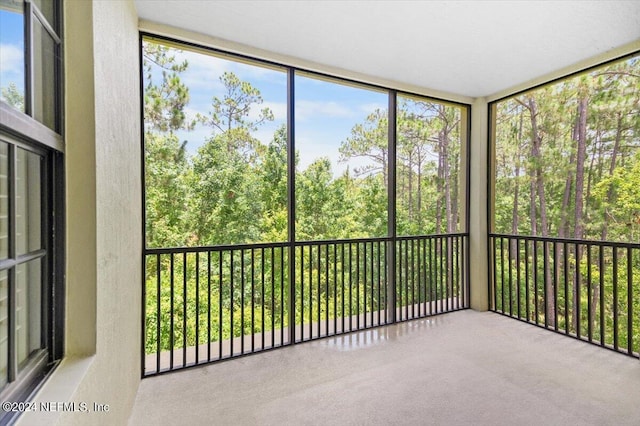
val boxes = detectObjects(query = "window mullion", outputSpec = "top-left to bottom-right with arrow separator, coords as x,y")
24,1 -> 34,119
7,146 -> 17,382
387,90 -> 397,323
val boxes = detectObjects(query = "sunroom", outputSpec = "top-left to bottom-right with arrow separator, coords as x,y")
0,1 -> 638,425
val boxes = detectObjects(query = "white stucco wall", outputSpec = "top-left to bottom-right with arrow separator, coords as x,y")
18,0 -> 142,424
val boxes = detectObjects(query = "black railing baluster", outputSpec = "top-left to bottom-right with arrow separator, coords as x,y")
405,239 -> 410,319
170,253 -> 174,370
261,247 -> 265,351
429,237 -> 435,315
280,247 -> 284,346
383,242 -> 388,324
543,241 -> 549,328
491,237 -> 497,311
182,252 -> 187,367
372,241 -> 376,325
195,252 -> 200,364
299,246 -> 303,341
599,246 -> 605,346
349,243 -> 353,331
207,251 -> 211,362
376,241 -> 383,325
230,250 -> 234,357
251,249 -> 255,353
333,243 -> 338,334
507,237 -> 513,316
317,244 -> 321,338
325,243 -> 329,336
155,254 -> 161,373
218,251 -> 223,359
310,245 -> 314,339
613,247 -> 619,351
364,242 -> 368,327
445,236 -> 450,312
533,240 -> 538,325
587,244 -> 592,342
411,239 -> 416,319
439,237 -> 444,314
575,242 -> 581,339
627,248 -> 633,356
553,242 -> 559,332
500,237 -> 505,314
397,240 -> 403,320
524,239 -> 529,321
563,242 -> 569,334
454,236 -> 459,311
241,249 -> 245,355
341,243 -> 345,333
269,247 -> 276,348
356,242 -> 361,329
516,238 -> 521,319
421,238 -> 426,315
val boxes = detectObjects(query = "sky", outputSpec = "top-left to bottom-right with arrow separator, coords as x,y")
0,9 -> 25,108
157,43 -> 388,177
1,15 -> 442,179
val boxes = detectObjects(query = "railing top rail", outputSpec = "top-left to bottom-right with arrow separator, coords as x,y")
294,236 -> 392,246
145,233 -> 471,255
397,232 -> 469,241
145,241 -> 289,255
489,233 -> 640,249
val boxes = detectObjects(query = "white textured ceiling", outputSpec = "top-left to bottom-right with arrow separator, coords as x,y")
135,0 -> 640,99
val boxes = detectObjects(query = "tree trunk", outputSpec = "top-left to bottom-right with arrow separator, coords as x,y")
527,97 -> 554,326
572,96 -> 588,331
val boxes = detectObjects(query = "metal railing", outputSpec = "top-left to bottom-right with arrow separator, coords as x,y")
144,234 -> 469,376
489,234 -> 639,359
396,234 -> 468,321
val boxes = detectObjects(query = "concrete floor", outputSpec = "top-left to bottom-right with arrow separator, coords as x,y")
130,310 -> 640,426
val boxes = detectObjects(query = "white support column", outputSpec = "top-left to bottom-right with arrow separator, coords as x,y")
469,97 -> 489,311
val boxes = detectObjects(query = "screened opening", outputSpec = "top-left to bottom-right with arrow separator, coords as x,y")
141,35 -> 470,376
489,53 -> 640,357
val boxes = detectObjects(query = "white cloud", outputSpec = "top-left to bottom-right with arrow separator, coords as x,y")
249,101 -> 287,122
0,43 -> 23,75
295,100 -> 355,121
359,102 -> 387,114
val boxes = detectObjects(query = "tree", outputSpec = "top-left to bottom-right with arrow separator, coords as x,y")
1,82 -> 24,111
142,41 -> 193,248
190,71 -> 274,245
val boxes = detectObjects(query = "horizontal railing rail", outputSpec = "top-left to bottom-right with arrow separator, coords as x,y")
489,233 -> 639,359
144,234 -> 469,376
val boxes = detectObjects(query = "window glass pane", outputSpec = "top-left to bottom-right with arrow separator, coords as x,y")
142,39 -> 288,247
493,55 -> 640,241
16,259 -> 41,368
0,0 -> 25,112
16,148 -> 41,255
396,96 -> 464,235
0,270 -> 7,388
31,0 -> 54,27
0,142 -> 8,259
295,73 -> 388,240
32,16 -> 57,130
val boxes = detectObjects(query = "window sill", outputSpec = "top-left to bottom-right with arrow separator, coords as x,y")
14,356 -> 95,426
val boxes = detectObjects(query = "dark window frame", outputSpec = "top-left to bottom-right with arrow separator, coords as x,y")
0,0 -> 64,422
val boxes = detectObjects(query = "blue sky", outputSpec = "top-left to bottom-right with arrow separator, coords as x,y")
162,45 -> 387,176
0,9 -> 25,106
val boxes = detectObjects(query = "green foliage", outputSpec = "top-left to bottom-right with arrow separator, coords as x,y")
141,39 -> 464,358
492,56 -> 640,354
0,82 -> 24,111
